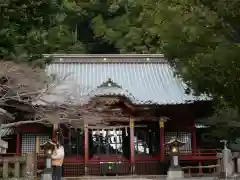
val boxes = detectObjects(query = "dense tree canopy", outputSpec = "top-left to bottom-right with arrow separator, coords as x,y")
0,0 -> 86,67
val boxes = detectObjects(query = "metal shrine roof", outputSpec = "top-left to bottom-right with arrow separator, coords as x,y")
42,54 -> 209,105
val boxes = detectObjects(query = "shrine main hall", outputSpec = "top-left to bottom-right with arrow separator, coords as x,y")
1,54 -> 216,177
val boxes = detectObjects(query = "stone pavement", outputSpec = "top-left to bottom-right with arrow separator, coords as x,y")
63,176 -> 215,180
63,179 -> 213,180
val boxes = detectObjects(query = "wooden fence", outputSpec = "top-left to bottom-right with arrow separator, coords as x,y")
0,153 -> 36,179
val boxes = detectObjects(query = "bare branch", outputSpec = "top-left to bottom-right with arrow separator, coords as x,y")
0,61 -> 133,130
0,108 -> 14,120
0,119 -> 46,129
0,61 -> 50,102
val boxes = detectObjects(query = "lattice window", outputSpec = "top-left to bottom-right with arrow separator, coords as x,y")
21,134 -> 50,154
164,132 -> 177,154
21,134 -> 36,153
179,132 -> 192,153
164,132 -> 192,154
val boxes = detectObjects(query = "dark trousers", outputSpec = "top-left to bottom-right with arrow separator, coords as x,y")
52,166 -> 62,180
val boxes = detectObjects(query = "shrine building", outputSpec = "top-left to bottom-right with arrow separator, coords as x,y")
0,54 -> 217,177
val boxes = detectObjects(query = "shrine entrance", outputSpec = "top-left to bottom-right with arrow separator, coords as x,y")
54,94 -> 162,176
89,125 -> 159,157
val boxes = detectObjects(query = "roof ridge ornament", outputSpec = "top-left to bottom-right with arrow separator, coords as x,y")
98,78 -> 122,88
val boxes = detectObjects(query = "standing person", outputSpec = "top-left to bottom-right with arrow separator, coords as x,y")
52,143 -> 65,180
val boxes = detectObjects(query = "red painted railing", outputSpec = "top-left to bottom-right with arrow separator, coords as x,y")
179,149 -> 219,161
181,149 -> 220,155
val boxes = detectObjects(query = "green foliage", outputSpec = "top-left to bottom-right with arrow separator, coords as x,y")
0,0 -> 86,67
91,0 -> 162,53
200,101 -> 240,142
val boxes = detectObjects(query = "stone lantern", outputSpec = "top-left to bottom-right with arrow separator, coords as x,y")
40,139 -> 56,179
165,136 -> 186,179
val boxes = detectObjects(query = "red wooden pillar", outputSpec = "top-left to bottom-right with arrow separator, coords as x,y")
84,124 -> 89,175
16,133 -> 21,156
159,119 -> 165,162
198,147 -> 202,175
130,117 -> 135,174
192,120 -> 197,152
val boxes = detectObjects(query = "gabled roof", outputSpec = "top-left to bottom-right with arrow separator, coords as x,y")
41,54 -> 209,105
88,78 -> 135,101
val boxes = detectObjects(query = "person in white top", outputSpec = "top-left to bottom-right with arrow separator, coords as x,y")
52,143 -> 65,180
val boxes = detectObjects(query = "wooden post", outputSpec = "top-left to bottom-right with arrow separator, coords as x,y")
130,117 -> 135,174
216,153 -> 223,175
84,124 -> 89,175
198,161 -> 203,175
14,160 -> 20,178
25,153 -> 36,180
36,136 -> 40,154
3,159 -> 8,178
192,120 -> 197,152
68,127 -> 72,154
159,118 -> 165,162
16,133 -> 20,156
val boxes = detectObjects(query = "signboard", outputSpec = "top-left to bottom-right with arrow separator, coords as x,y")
173,156 -> 179,166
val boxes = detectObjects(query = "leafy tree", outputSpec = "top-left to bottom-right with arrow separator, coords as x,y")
0,0 -> 86,66
91,0 -> 162,53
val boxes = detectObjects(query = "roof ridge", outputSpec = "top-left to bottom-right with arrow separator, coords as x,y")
44,54 -> 168,64
44,54 -> 165,58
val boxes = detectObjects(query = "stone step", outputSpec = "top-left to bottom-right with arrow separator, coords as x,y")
62,176 -> 215,180
63,175 -> 165,180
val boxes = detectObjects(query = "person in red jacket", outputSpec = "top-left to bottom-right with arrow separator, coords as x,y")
52,143 -> 64,180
